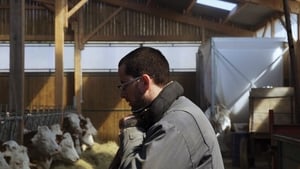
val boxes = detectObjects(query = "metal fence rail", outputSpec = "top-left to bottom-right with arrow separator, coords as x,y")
0,105 -> 73,142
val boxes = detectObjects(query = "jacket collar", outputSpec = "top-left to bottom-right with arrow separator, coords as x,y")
135,81 -> 184,128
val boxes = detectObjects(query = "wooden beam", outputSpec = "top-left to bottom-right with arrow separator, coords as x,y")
298,14 -> 300,40
99,0 -> 254,36
67,0 -> 88,19
82,7 -> 123,44
282,0 -> 300,122
64,0 -> 68,28
72,10 -> 84,114
271,19 -> 275,37
55,0 -> 66,114
295,40 -> 300,122
10,0 -> 25,145
261,23 -> 268,37
72,21 -> 82,114
237,0 -> 300,14
0,34 -> 205,41
184,0 -> 196,14
224,3 -> 248,23
201,27 -> 205,43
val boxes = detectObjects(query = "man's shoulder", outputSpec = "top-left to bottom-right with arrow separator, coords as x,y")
162,96 -> 204,123
169,96 -> 202,113
163,96 -> 212,129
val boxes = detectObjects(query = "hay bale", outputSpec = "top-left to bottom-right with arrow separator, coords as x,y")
51,141 -> 119,169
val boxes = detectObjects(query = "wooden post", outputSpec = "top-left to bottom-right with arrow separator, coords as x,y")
72,14 -> 83,114
282,0 -> 300,122
55,0 -> 66,117
9,0 -> 25,144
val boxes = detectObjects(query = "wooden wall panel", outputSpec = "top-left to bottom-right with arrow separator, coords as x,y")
81,72 -> 197,142
0,72 -> 196,142
249,87 -> 295,133
25,74 -> 55,107
23,73 -> 74,110
81,73 -> 122,110
0,74 -> 9,111
85,110 -> 131,143
0,73 -> 73,111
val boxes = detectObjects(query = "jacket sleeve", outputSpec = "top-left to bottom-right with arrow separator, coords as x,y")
118,122 -> 193,169
118,126 -> 146,169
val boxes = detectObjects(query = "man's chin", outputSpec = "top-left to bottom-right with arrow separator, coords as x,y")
131,106 -> 144,114
131,106 -> 138,111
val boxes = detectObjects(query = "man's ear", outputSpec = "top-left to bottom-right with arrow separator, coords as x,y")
139,74 -> 151,91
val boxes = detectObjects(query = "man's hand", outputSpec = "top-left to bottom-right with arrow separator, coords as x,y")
119,115 -> 139,129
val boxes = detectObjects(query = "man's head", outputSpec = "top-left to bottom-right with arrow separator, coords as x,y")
118,47 -> 170,112
118,47 -> 170,85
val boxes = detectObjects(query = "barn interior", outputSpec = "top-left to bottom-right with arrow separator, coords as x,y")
1,0 -> 300,169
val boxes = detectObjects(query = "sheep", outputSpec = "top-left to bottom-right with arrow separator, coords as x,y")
1,140 -> 19,155
205,104 -> 232,152
53,132 -> 80,163
50,141 -> 119,169
21,124 -> 79,169
8,145 -> 31,169
80,117 -> 97,151
50,124 -> 63,136
49,124 -> 80,163
62,113 -> 83,135
62,113 -> 97,155
0,152 -> 10,169
23,125 -> 61,169
1,140 -> 31,169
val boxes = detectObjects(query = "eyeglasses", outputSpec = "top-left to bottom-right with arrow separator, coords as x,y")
117,76 -> 141,91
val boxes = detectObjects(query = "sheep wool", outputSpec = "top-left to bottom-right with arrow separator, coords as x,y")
51,141 -> 119,169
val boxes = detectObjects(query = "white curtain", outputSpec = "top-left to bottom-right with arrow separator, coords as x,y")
198,37 -> 286,123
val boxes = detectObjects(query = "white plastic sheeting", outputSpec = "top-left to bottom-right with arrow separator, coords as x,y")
0,42 -> 199,72
198,37 -> 287,123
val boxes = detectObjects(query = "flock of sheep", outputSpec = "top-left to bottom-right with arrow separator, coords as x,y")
0,112 -> 118,169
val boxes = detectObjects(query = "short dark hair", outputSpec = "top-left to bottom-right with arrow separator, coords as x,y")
119,47 -> 170,86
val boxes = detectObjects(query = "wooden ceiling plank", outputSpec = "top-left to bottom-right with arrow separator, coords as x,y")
99,0 -> 254,36
146,0 -> 152,6
82,7 -> 123,44
32,0 -> 53,5
43,4 -> 54,11
31,0 -> 54,12
238,0 -> 300,14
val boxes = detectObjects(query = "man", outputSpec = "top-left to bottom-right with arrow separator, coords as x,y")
109,47 -> 224,169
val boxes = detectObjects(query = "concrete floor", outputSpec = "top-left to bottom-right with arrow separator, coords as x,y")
220,131 -> 272,169
222,151 -> 270,169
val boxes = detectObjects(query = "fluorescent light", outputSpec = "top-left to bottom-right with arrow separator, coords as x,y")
196,0 -> 237,11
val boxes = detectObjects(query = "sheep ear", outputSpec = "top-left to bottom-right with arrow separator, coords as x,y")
38,125 -> 50,132
37,126 -> 44,133
32,126 -> 48,142
19,145 -> 28,153
31,134 -> 38,143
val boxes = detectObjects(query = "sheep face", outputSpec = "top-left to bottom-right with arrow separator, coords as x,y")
31,126 -> 61,156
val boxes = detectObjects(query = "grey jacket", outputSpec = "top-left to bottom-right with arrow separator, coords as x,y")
117,81 -> 224,169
